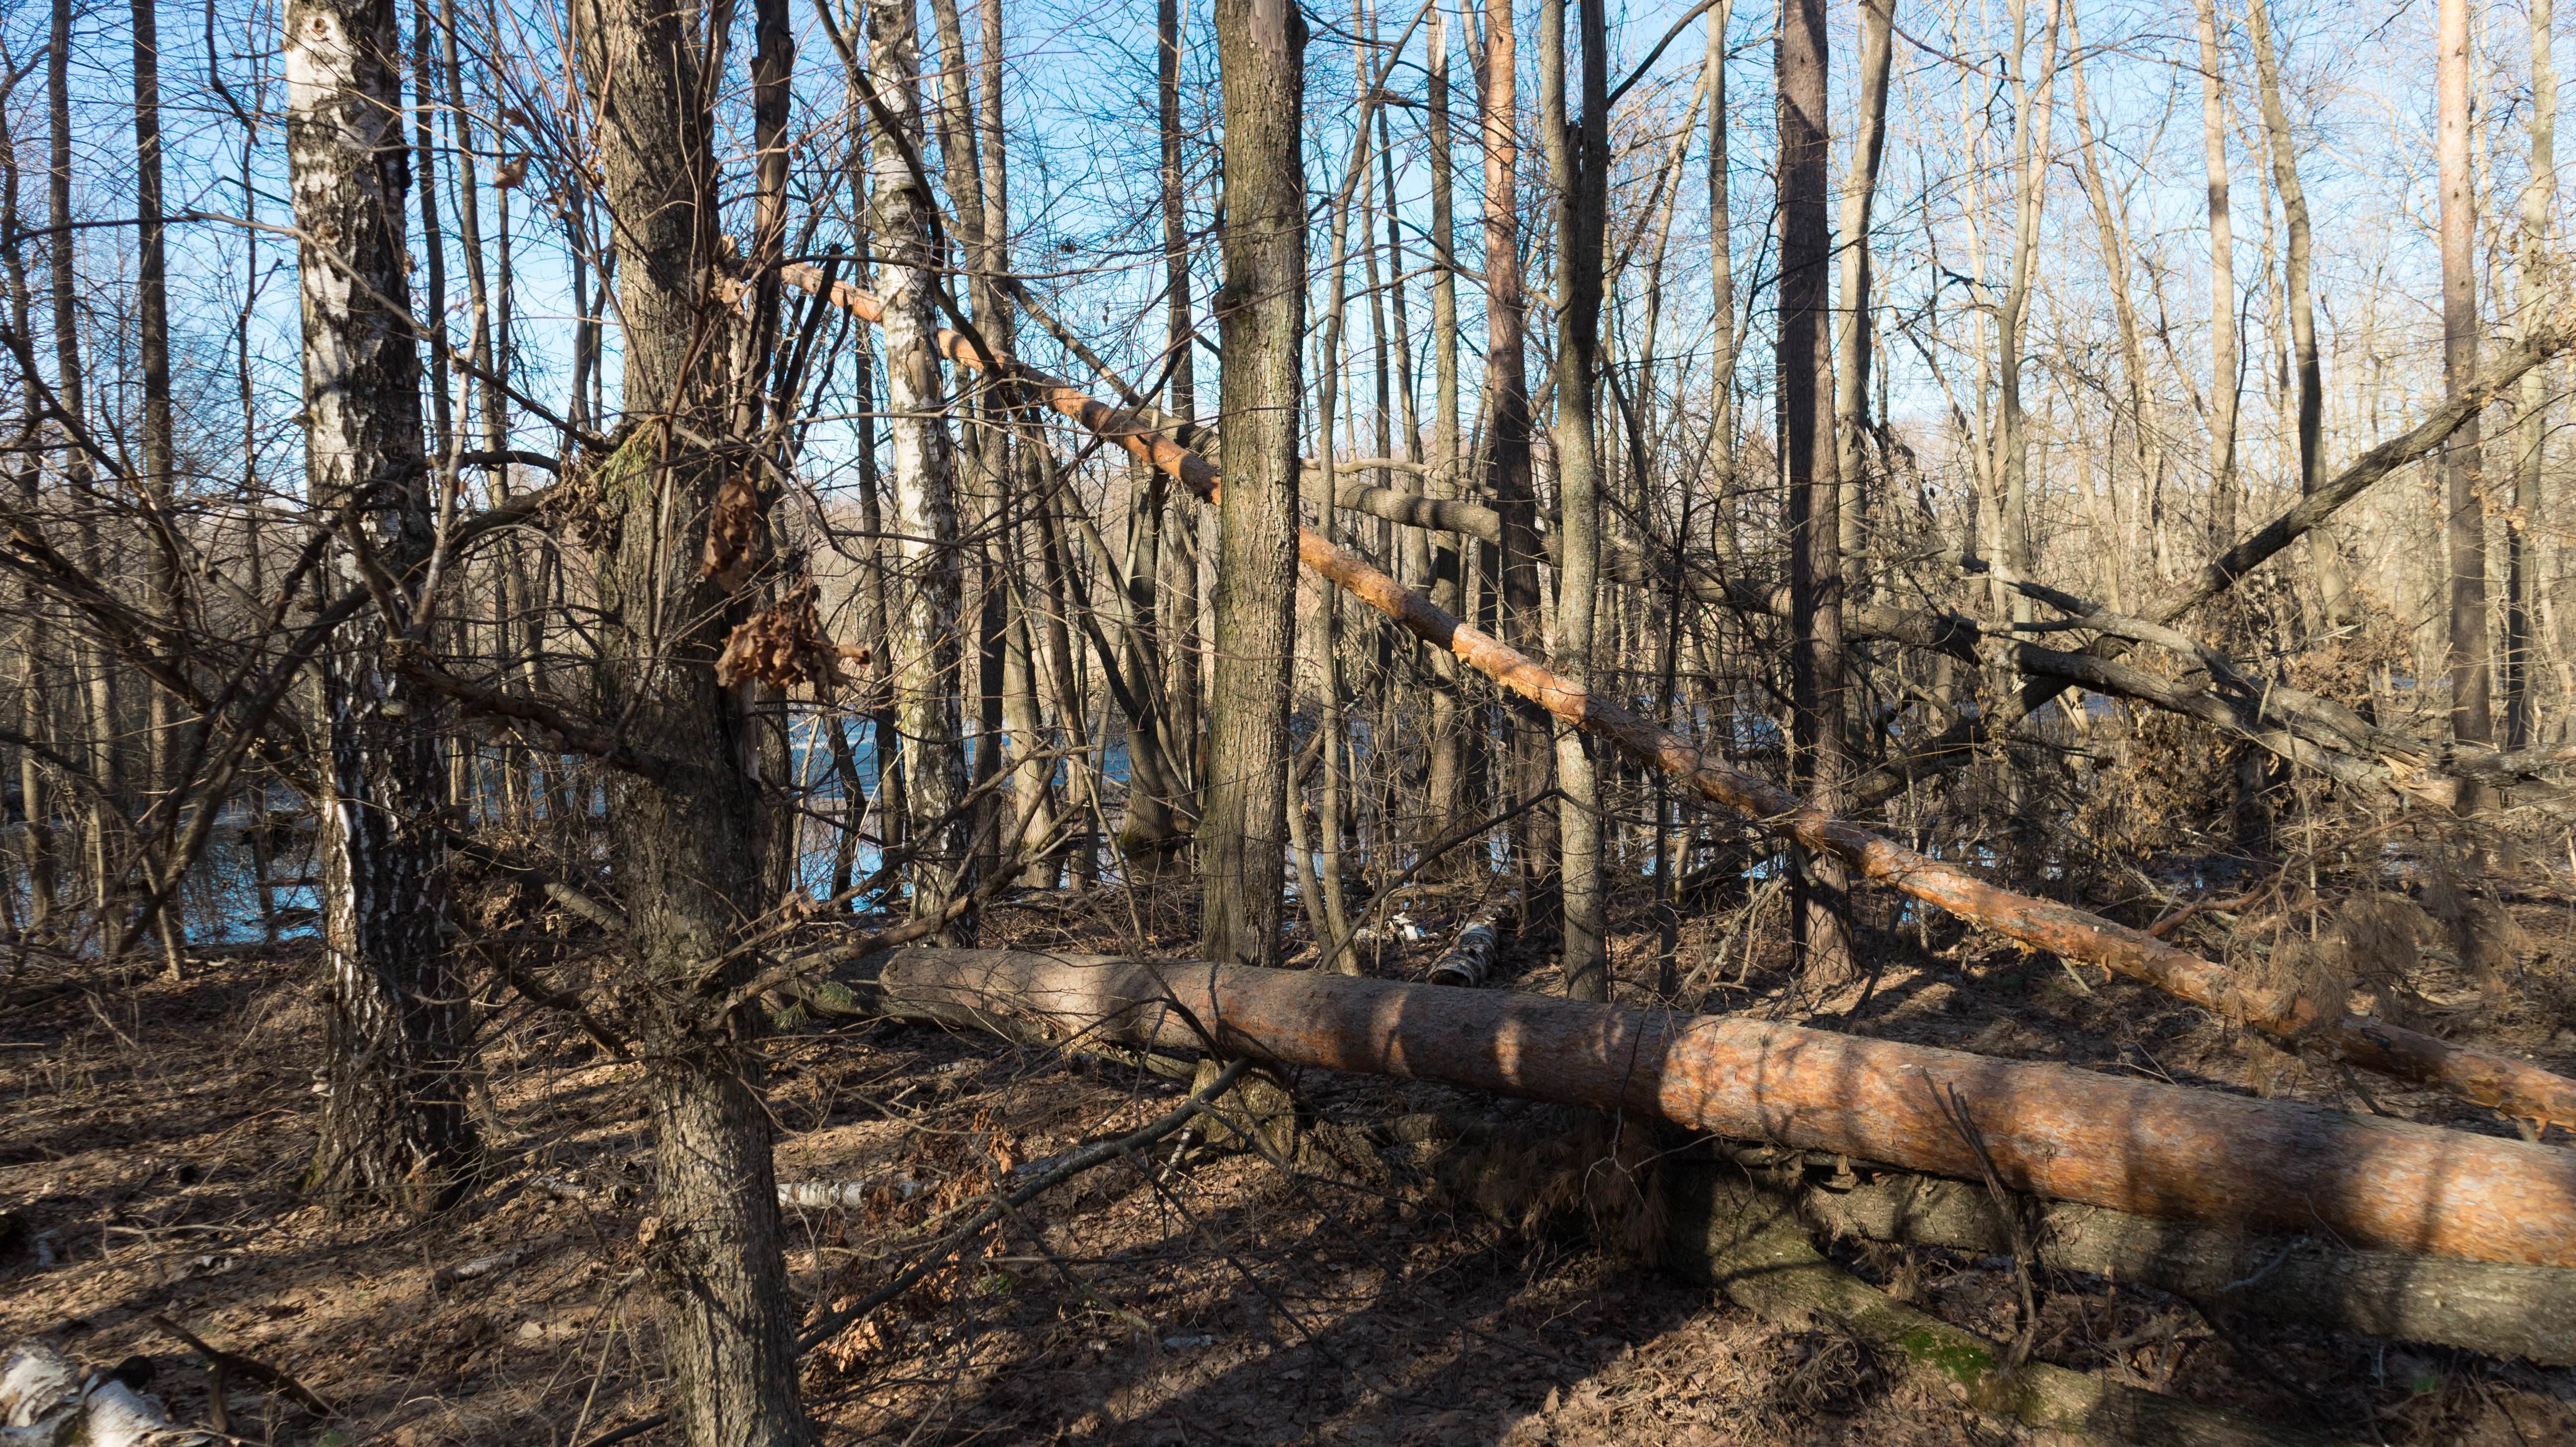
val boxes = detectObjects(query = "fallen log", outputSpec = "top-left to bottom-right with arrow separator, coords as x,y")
1427,893 -> 1511,986
0,1344 -> 200,1446
774,262 -> 2576,1133
858,948 -> 2576,1269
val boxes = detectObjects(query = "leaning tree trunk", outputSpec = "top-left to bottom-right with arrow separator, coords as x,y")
572,0 -> 812,1438
283,0 -> 473,1210
1200,0 -> 1304,969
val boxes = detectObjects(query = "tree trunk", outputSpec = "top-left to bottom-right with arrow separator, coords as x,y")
2068,22 -> 2162,605
2247,0 -> 2344,628
1705,0 -> 1739,563
2440,0 -> 2494,778
2196,0 -> 2240,551
0,107 -> 55,934
924,0 -> 1010,895
572,0 -> 812,1434
131,0 -> 179,829
1831,0 -> 1893,562
1422,2 -> 1467,850
862,947 -> 2576,1269
2508,0 -> 2556,749
1200,0 -> 1304,968
1542,0 -> 1609,1000
48,0 -> 124,958
870,0 -> 973,935
1154,0 -> 1202,825
1478,0 -> 1554,937
284,0 -> 473,1208
1776,0 -> 1851,984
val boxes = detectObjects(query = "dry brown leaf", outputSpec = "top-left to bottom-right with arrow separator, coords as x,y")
715,580 -> 870,692
702,468 -> 768,592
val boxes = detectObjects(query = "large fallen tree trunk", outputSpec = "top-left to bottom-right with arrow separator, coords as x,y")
853,948 -> 2576,1269
774,261 -> 2576,1133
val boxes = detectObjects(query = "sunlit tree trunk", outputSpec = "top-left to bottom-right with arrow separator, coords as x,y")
1705,0 -> 1739,563
1542,0 -> 1609,1000
1478,0 -> 1554,934
870,0 -> 973,933
571,0 -> 813,1433
1201,0 -> 1304,968
1156,0 -> 1204,806
1423,1 -> 1468,848
2508,0 -> 2556,748
1778,0 -> 1851,983
2196,0 -> 2240,550
2247,0 -> 2345,628
2439,0 -> 2494,780
1832,0 -> 1893,563
284,0 -> 473,1207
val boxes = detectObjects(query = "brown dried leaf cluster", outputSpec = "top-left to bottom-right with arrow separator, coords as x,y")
715,582 -> 870,691
702,469 -> 768,593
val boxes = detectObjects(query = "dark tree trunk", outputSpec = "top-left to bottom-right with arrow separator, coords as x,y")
572,0 -> 813,1436
1776,0 -> 1852,981
1200,0 -> 1304,969
283,0 -> 473,1207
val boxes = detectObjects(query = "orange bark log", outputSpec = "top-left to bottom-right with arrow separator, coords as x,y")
780,262 -> 2576,1133
870,948 -> 2576,1268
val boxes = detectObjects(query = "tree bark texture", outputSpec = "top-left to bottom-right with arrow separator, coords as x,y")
572,0 -> 812,1436
1775,0 -> 1851,982
2440,0 -> 2494,763
862,948 -> 2576,1268
1543,0 -> 1610,1000
2246,0 -> 2345,626
1201,0 -> 1304,969
2197,0 -> 2241,550
284,0 -> 472,1208
1479,0 -> 1555,935
869,0 -> 973,935
2509,0 -> 2556,748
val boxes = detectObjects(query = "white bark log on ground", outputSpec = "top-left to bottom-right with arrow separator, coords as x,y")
0,1345 -> 200,1446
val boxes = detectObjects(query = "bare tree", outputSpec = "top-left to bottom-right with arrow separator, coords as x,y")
2439,0 -> 2494,776
1201,0 -> 1304,968
1777,0 -> 1850,981
283,0 -> 473,1207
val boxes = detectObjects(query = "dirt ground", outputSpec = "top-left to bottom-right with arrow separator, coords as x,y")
5,879 -> 2575,1446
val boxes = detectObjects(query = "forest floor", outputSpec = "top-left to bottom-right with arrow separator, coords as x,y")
5,873 -> 2576,1446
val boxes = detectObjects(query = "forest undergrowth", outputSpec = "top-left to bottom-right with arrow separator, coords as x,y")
7,858 -> 2573,1447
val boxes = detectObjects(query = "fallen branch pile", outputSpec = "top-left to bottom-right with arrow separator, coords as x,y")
775,260 -> 2576,1136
